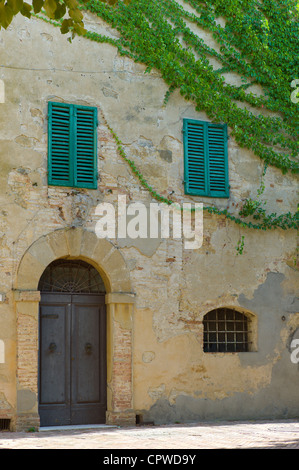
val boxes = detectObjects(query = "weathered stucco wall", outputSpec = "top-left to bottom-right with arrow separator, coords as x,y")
0,11 -> 298,429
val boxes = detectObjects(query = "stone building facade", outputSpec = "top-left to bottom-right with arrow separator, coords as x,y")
0,11 -> 298,431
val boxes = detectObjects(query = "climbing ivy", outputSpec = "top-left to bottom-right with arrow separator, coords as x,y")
83,0 -> 299,172
34,0 -> 298,233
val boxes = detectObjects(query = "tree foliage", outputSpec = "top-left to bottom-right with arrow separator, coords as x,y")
0,0 -> 119,36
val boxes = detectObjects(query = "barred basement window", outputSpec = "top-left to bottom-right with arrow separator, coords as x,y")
0,419 -> 10,431
203,308 -> 250,353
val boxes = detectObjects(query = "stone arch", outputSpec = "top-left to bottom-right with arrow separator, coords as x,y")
14,227 -> 135,430
16,227 -> 132,294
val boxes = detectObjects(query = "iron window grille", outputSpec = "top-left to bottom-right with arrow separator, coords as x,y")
38,259 -> 105,294
0,419 -> 10,431
203,308 -> 250,352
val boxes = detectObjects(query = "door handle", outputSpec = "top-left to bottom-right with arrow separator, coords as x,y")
85,342 -> 92,355
49,342 -> 57,353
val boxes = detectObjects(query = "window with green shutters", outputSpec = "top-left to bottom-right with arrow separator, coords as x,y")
48,102 -> 98,189
183,118 -> 229,198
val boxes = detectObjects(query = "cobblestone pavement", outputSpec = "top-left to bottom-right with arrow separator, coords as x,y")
0,419 -> 299,450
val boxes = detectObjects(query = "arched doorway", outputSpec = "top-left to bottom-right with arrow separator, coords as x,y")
38,259 -> 107,427
14,228 -> 135,431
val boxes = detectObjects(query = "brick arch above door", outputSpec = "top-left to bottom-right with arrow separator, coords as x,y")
13,227 -> 136,431
16,227 -> 132,295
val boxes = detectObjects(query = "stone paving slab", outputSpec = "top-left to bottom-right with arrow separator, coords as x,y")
0,419 -> 299,450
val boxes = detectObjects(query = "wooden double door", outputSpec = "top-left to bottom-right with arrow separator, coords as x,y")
38,293 -> 106,427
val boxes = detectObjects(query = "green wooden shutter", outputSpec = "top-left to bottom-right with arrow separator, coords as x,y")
207,123 -> 229,197
48,102 -> 72,186
74,106 -> 97,189
184,119 -> 229,198
183,119 -> 206,196
48,102 -> 97,189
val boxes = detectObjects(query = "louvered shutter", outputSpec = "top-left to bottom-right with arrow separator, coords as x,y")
48,102 -> 97,189
183,120 -> 206,195
184,119 -> 229,198
207,124 -> 228,197
48,102 -> 72,186
74,106 -> 97,189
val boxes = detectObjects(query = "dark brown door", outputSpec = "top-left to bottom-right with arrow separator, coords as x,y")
39,293 -> 106,427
